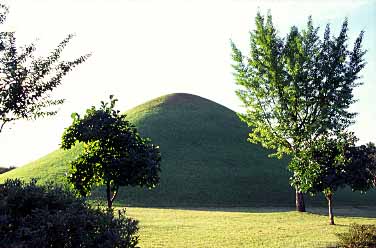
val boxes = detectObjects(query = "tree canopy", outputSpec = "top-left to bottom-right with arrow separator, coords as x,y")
231,11 -> 366,212
300,139 -> 376,196
61,96 -> 162,209
0,4 -> 90,132
295,134 -> 376,224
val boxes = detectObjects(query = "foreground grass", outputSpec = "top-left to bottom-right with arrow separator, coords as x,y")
125,207 -> 376,248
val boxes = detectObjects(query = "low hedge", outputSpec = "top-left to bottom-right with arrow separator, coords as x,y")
0,179 -> 139,248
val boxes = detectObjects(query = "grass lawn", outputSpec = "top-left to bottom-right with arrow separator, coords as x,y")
125,207 -> 376,248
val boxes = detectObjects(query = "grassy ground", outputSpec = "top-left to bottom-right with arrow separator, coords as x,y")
125,207 -> 376,248
0,144 -> 83,184
0,93 -> 295,206
1,93 -> 375,246
2,93 -> 375,207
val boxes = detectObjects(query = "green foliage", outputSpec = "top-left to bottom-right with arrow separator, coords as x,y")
333,224 -> 376,248
345,142 -> 376,192
291,133 -> 355,195
292,135 -> 375,197
232,11 -> 365,158
231,11 -> 366,210
0,179 -> 139,248
0,4 -> 90,132
61,95 -> 161,208
290,134 -> 375,224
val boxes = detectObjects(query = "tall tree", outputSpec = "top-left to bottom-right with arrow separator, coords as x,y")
61,96 -> 162,209
231,11 -> 366,211
0,4 -> 90,132
296,135 -> 376,224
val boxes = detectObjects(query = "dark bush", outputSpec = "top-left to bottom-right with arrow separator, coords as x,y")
0,166 -> 15,174
333,223 -> 376,248
0,179 -> 139,248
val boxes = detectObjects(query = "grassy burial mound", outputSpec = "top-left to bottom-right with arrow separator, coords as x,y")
1,93 -> 375,207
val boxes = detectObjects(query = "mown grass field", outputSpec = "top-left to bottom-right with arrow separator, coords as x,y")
125,207 -> 376,248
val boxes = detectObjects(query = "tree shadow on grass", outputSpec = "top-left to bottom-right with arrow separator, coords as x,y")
306,206 -> 376,218
118,204 -> 376,218
152,206 -> 295,213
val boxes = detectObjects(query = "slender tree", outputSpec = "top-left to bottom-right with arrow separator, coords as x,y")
296,135 -> 376,225
0,4 -> 90,132
61,96 -> 162,209
231,11 -> 366,212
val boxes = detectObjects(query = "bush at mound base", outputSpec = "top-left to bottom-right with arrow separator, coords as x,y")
0,179 -> 139,248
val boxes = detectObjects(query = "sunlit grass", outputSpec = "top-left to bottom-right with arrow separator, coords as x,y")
126,207 -> 376,248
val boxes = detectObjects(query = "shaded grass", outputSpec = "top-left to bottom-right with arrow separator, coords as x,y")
125,207 -> 376,248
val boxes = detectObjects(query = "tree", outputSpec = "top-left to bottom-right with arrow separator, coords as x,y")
296,135 -> 376,224
61,96 -> 162,209
0,4 -> 90,132
231,11 -> 366,211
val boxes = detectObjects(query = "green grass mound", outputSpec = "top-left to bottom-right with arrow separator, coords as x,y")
1,93 -> 375,207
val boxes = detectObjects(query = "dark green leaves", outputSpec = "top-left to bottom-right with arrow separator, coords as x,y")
345,142 -> 376,192
61,96 -> 162,207
0,5 -> 90,132
291,134 -> 376,197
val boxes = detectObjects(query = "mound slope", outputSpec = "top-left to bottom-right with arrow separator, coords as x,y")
1,93 -> 374,207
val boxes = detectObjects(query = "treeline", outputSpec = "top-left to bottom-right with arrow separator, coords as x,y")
0,166 -> 15,174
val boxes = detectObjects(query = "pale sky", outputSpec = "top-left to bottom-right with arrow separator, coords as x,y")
0,0 -> 375,167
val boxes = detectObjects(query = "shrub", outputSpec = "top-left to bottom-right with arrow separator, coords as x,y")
333,223 -> 376,248
0,166 -> 15,174
0,179 -> 139,248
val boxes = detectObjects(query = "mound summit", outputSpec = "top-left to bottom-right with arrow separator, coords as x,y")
1,93 -> 374,207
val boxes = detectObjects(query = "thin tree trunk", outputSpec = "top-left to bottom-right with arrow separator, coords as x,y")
110,186 -> 119,205
106,182 -> 119,210
326,193 -> 335,225
0,120 -> 8,133
106,181 -> 113,209
295,187 -> 306,212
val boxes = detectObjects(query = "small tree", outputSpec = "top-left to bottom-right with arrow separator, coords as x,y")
61,96 -> 161,209
296,134 -> 376,225
231,11 -> 366,211
0,4 -> 90,132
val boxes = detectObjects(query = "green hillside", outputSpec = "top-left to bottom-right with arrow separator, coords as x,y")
1,93 -> 375,207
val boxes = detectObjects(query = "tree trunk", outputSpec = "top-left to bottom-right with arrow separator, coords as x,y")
106,182 -> 113,209
106,182 -> 119,210
326,193 -> 335,225
295,187 -> 306,212
111,187 -> 119,207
